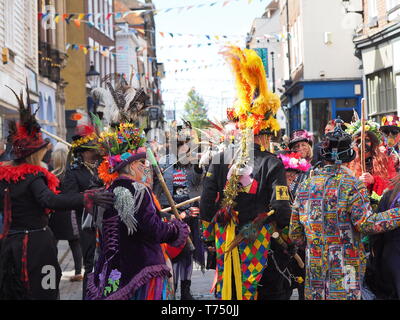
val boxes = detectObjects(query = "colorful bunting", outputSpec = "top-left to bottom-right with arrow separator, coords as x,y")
38,0 -> 267,20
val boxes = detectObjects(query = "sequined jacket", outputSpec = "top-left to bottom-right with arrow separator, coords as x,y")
289,165 -> 400,300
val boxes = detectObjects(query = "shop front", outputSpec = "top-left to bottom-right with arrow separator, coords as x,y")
285,80 -> 363,142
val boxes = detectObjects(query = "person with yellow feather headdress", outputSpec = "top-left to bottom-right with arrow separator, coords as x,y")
199,46 -> 292,300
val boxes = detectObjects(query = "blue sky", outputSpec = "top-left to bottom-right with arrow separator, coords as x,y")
152,0 -> 271,122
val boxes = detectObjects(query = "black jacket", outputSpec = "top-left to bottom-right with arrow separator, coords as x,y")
0,172 -> 84,231
366,189 -> 400,299
200,144 -> 291,229
62,162 -> 103,223
0,169 -> 84,300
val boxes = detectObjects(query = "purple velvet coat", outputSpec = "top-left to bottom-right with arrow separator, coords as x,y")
86,177 -> 189,300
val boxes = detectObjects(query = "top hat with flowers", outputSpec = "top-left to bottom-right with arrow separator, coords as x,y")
97,122 -> 147,184
380,115 -> 400,133
6,85 -> 49,160
71,124 -> 99,155
288,129 -> 313,150
222,46 -> 281,136
345,119 -> 381,145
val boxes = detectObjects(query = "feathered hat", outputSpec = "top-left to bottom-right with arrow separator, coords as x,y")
71,124 -> 98,154
222,46 -> 281,136
345,118 -> 381,144
97,122 -> 147,184
380,115 -> 400,132
288,129 -> 313,149
91,73 -> 149,126
6,84 -> 49,160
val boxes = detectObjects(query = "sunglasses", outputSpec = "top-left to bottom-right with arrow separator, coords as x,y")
382,129 -> 400,136
136,159 -> 149,166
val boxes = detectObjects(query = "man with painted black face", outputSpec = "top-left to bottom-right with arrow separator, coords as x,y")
155,123 -> 204,300
380,115 -> 400,172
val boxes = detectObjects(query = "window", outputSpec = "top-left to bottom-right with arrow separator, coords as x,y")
290,17 -> 303,71
368,0 -> 378,27
100,0 -> 104,32
367,68 -> 397,122
5,0 -> 15,50
88,0 -> 93,23
387,0 -> 400,11
109,0 -> 114,39
94,0 -> 98,28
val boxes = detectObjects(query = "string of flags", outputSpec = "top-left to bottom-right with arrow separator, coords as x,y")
38,0 -> 267,21
65,40 -> 243,55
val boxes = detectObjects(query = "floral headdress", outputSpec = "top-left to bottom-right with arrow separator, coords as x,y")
71,124 -> 98,152
222,46 -> 281,136
97,122 -> 147,184
381,115 -> 400,129
345,119 -> 382,141
278,152 -> 311,172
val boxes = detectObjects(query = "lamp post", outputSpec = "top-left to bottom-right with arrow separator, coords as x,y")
86,62 -> 101,89
86,62 -> 101,116
271,51 -> 276,93
342,0 -> 364,17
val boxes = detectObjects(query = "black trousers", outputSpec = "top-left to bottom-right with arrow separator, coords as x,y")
80,228 -> 96,300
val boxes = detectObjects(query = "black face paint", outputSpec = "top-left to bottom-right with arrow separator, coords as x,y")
356,140 -> 372,152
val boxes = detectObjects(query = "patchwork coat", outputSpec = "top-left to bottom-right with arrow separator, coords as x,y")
289,165 -> 400,300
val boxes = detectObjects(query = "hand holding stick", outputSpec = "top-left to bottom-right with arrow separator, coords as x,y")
146,145 -> 195,251
271,232 -> 305,269
160,196 -> 201,213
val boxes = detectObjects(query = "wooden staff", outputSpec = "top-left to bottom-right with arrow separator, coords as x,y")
41,128 -> 72,148
360,98 -> 366,174
271,232 -> 305,269
146,145 -> 195,251
161,196 -> 201,213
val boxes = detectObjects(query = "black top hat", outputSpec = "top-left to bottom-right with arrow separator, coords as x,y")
320,119 -> 356,163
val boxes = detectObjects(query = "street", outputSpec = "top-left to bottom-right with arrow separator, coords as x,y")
57,241 -> 299,300
57,240 -> 216,300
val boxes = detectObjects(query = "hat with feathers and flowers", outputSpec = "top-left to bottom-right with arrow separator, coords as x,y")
222,46 -> 281,136
71,124 -> 99,155
93,116 -> 147,184
6,84 -> 49,160
88,74 -> 152,185
344,118 -> 382,142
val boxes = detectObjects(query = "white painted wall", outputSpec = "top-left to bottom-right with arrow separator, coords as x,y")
301,0 -> 362,80
248,13 -> 284,92
116,25 -> 146,89
0,0 -> 38,111
393,38 -> 400,115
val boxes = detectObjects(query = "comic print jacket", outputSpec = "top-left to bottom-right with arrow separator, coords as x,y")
289,165 -> 400,300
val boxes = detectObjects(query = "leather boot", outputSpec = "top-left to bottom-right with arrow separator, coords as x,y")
180,280 -> 195,300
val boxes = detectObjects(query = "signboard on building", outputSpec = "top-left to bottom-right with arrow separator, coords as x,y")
165,109 -> 176,120
254,48 -> 268,78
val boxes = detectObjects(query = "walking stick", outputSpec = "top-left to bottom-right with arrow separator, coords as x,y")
41,128 -> 72,148
360,98 -> 366,174
161,196 -> 201,213
146,145 -> 195,251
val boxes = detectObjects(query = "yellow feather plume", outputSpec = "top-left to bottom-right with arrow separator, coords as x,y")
222,46 -> 281,135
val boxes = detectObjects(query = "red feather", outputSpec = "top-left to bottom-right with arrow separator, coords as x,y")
208,120 -> 224,132
75,124 -> 95,137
